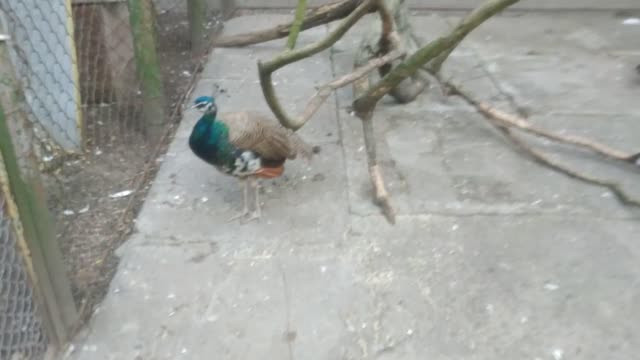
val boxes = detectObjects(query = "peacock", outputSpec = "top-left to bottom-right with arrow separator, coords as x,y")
188,96 -> 312,222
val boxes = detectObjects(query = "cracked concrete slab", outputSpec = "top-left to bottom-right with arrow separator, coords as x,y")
64,11 -> 640,360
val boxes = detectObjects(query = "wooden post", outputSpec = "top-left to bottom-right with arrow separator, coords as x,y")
127,0 -> 167,142
188,0 -> 208,55
0,39 -> 78,348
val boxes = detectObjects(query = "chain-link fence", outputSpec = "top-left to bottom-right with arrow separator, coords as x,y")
0,0 -> 228,356
0,0 -> 81,153
0,0 -> 221,153
0,193 -> 48,360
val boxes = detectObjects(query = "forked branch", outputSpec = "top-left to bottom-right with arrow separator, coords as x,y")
301,49 -> 405,124
438,78 -> 640,207
504,129 -> 640,207
439,78 -> 640,166
349,0 -> 519,224
353,0 -> 520,116
258,0 -> 378,130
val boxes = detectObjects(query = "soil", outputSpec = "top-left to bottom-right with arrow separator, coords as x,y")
42,7 -> 220,326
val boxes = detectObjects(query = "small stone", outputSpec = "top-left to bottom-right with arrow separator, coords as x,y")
109,190 -> 133,199
552,348 -> 564,360
544,283 -> 559,291
622,18 -> 640,25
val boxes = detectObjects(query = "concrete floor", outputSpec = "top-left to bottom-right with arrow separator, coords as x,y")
65,11 -> 640,360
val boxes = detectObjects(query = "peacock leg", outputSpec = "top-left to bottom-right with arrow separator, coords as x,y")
227,178 -> 251,222
246,176 -> 262,221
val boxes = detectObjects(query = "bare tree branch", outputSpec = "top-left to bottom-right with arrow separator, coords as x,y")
425,0 -> 512,73
345,0 -> 401,224
377,0 -> 428,103
214,0 -> 372,48
250,0 -> 518,224
286,0 -> 308,50
353,0 -> 519,116
258,0 -> 377,130
302,49 -> 404,124
439,78 -> 640,165
433,76 -> 640,207
503,128 -> 640,207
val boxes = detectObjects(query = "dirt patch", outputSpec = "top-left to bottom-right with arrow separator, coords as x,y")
43,8 -> 220,326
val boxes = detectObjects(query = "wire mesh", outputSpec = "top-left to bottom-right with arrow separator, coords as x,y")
0,0 -> 220,332
0,194 -> 49,360
0,0 -> 201,153
56,0 -> 206,315
0,0 -> 81,152
72,0 -> 146,150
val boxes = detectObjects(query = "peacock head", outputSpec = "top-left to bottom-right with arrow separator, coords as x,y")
191,96 -> 217,114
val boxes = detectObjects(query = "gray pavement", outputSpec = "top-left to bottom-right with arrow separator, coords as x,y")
64,11 -> 640,360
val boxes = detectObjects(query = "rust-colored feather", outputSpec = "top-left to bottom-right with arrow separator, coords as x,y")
254,165 -> 285,178
217,111 -> 312,161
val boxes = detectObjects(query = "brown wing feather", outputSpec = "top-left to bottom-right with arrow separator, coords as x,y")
217,111 -> 311,160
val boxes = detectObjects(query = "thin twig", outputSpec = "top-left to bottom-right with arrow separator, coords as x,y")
439,78 -> 640,165
213,0 -> 371,48
286,0 -> 308,50
435,77 -> 640,207
503,128 -> 640,207
301,49 -> 404,123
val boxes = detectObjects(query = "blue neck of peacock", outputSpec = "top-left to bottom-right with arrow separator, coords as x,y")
206,105 -> 217,117
189,108 -> 223,161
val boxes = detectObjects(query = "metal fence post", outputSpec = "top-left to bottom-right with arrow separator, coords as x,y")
127,0 -> 167,142
0,34 -> 78,349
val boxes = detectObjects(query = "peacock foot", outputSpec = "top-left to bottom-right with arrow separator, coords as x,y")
226,205 -> 262,223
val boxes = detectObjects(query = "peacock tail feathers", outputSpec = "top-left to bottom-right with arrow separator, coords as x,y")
217,111 -> 313,161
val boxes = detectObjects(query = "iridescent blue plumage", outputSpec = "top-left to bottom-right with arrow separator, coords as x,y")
188,95 -> 312,222
188,96 -> 243,175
